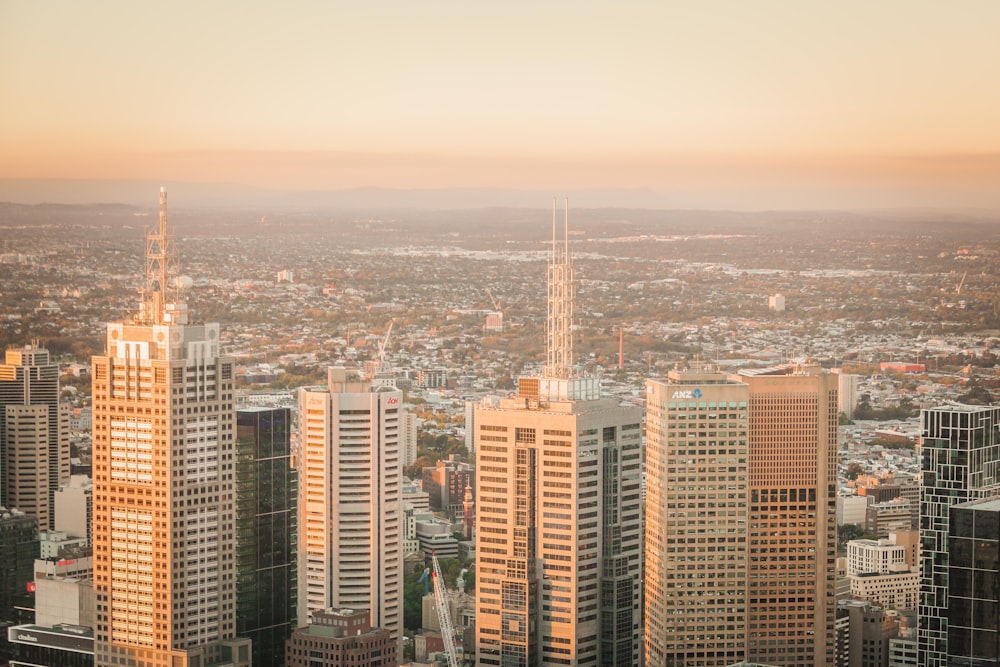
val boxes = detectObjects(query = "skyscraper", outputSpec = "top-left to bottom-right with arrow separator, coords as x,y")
644,367 -> 751,667
944,497 -> 1000,665
297,367 -> 404,643
91,189 -> 249,667
918,404 -> 1000,667
236,407 -> 297,667
645,364 -> 838,667
0,344 -> 70,530
474,202 -> 643,667
739,366 -> 839,667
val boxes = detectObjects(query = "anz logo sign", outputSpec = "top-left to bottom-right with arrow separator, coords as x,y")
386,397 -> 399,405
671,388 -> 703,400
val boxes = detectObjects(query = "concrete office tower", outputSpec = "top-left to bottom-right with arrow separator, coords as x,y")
644,367 -> 751,667
737,365 -> 839,667
474,201 -> 643,667
297,367 -> 404,644
918,404 -> 1000,667
0,344 -> 71,530
92,189 -> 248,667
236,407 -> 297,667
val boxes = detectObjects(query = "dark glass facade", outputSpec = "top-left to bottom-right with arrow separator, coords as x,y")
236,408 -> 297,667
948,499 -> 1000,666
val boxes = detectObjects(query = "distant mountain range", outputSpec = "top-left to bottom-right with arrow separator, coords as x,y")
2,178 -> 1000,214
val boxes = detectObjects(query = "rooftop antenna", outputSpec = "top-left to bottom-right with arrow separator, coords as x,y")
544,197 -> 574,379
140,187 -> 176,324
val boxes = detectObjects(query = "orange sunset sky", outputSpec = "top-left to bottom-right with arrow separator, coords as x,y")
2,2 -> 1000,208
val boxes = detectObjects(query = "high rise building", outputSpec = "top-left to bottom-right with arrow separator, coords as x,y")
236,407 -> 297,667
644,367 -> 751,667
944,497 -> 1000,665
0,344 -> 71,530
297,367 -> 404,644
738,366 -> 839,667
474,202 -> 643,667
919,404 -> 1000,667
91,189 -> 249,667
644,363 -> 837,667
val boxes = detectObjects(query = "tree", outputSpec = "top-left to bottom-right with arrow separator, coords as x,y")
845,462 -> 865,481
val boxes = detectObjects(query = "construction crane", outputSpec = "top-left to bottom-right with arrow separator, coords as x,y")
957,270 -> 968,294
377,321 -> 394,362
431,551 -> 460,667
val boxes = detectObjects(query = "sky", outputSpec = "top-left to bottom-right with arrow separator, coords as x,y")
3,1 -> 1000,208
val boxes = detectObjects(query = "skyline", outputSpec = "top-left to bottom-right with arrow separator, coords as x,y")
3,2 -> 1000,209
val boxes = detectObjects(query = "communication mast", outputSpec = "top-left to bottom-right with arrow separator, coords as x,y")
544,197 -> 574,379
431,551 -> 460,667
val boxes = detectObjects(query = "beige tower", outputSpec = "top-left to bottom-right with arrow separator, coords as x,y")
298,367 -> 404,643
474,201 -> 643,667
644,367 -> 751,667
645,364 -> 837,667
92,189 -> 248,667
0,344 -> 71,530
737,365 -> 839,667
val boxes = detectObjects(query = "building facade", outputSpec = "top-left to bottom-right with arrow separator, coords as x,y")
918,404 -> 1000,667
645,368 -> 751,667
285,608 -> 397,667
236,407 -> 297,667
738,366 -> 839,667
944,497 -> 1000,665
91,189 -> 248,667
0,344 -> 70,531
297,367 -> 404,644
474,203 -> 643,667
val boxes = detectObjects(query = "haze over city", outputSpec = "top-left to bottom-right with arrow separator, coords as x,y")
3,1 -> 1000,209
6,3 -> 1000,667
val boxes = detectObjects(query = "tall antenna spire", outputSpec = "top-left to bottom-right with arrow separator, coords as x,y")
544,197 -> 574,379
140,187 -> 176,324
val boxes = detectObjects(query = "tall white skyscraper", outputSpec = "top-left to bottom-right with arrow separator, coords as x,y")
92,189 -> 248,667
298,367 -> 404,642
474,201 -> 643,666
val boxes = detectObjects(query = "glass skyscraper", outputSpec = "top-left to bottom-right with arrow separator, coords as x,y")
236,407 -> 297,667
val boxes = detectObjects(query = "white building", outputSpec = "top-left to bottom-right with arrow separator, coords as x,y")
849,570 -> 919,611
298,367 -> 404,645
768,293 -> 786,311
838,495 -> 869,526
847,538 -> 909,576
54,474 -> 91,545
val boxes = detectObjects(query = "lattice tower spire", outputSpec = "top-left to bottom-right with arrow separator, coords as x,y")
544,197 -> 574,379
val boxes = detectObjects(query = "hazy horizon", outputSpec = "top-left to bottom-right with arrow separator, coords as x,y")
3,2 -> 1000,211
